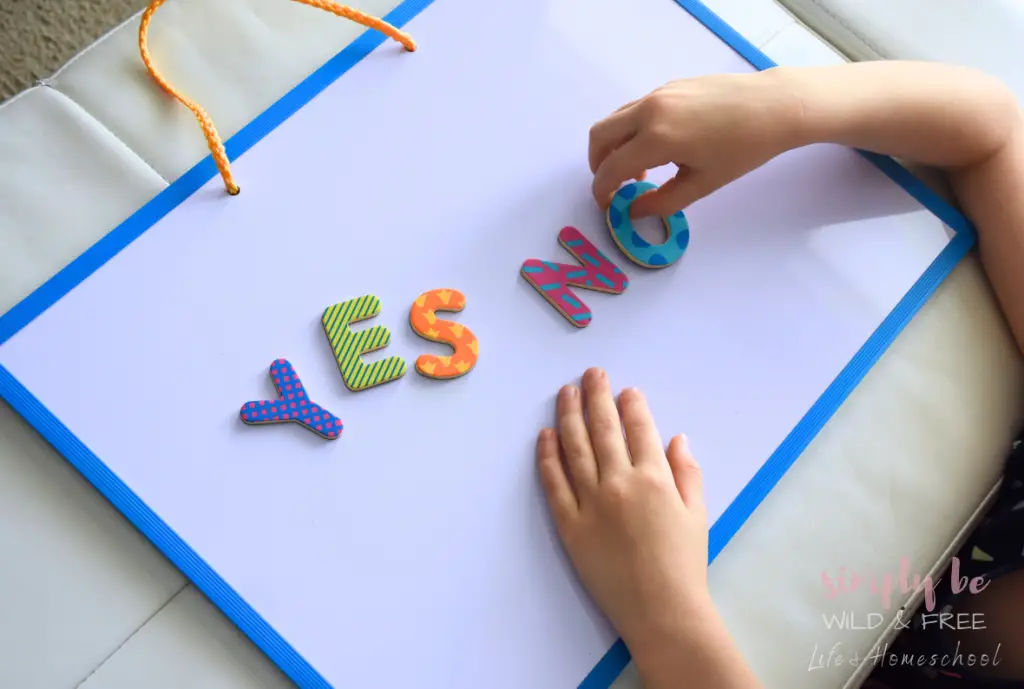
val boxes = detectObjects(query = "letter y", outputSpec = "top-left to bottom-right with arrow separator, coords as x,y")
240,359 -> 342,439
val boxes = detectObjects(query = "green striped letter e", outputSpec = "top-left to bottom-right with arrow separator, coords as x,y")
322,295 -> 407,391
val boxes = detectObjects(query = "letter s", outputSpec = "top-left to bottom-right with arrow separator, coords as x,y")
409,289 -> 479,379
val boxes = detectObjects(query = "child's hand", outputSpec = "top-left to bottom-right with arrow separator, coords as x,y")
536,367 -> 714,665
589,70 -> 800,218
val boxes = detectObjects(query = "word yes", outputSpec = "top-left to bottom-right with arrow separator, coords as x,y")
240,289 -> 478,440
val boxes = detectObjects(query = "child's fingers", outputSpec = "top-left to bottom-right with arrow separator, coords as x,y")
617,387 -> 665,469
556,383 -> 599,496
591,135 -> 661,209
666,435 -> 706,522
537,428 -> 578,526
581,368 -> 631,477
588,102 -> 640,174
629,168 -> 714,219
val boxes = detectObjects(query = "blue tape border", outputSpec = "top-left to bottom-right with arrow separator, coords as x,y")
0,0 -> 977,688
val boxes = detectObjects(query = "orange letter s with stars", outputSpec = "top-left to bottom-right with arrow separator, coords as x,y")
409,288 -> 479,379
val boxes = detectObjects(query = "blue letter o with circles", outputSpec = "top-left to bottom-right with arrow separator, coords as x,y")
606,181 -> 690,268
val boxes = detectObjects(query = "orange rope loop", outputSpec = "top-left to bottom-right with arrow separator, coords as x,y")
138,0 -> 416,196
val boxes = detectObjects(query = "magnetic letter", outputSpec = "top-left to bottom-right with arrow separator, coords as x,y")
409,288 -> 479,379
520,226 -> 628,328
240,359 -> 342,439
606,181 -> 690,268
322,295 -> 407,391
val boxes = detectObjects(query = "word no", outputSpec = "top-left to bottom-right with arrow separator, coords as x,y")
520,182 -> 690,328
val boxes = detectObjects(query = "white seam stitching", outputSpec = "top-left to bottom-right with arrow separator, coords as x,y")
73,583 -> 188,688
756,22 -> 794,50
789,0 -> 890,59
42,84 -> 170,186
51,9 -> 147,80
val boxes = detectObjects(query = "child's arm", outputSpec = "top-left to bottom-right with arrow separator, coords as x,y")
550,62 -> 1023,688
787,62 -> 1024,355
537,368 -> 763,689
589,61 -> 1024,354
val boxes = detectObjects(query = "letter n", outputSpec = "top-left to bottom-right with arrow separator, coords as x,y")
520,226 -> 628,328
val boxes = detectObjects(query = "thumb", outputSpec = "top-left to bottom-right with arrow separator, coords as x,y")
666,434 -> 706,522
630,169 -> 715,219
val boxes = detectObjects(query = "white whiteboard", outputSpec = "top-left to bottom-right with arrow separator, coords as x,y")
0,0 -> 961,687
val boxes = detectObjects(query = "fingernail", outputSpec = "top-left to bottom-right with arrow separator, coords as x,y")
539,428 -> 555,441
562,384 -> 578,398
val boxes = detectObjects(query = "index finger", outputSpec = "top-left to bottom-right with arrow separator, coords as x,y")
588,100 -> 640,174
592,134 -> 668,208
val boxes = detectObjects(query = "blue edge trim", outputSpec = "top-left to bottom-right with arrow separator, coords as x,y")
0,0 -> 977,687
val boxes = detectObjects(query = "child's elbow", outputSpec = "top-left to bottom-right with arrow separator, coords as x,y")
966,69 -> 1022,162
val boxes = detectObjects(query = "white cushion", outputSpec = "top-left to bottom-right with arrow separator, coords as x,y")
77,587 -> 293,689
761,21 -> 846,67
48,0 -> 404,182
0,87 -> 183,689
0,87 -> 166,313
779,0 -> 1024,97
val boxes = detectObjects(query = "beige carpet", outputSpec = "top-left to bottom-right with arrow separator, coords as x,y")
0,1 -> 148,103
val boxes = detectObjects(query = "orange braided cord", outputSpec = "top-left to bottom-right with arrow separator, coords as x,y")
293,0 -> 416,51
138,0 -> 416,196
138,0 -> 238,194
